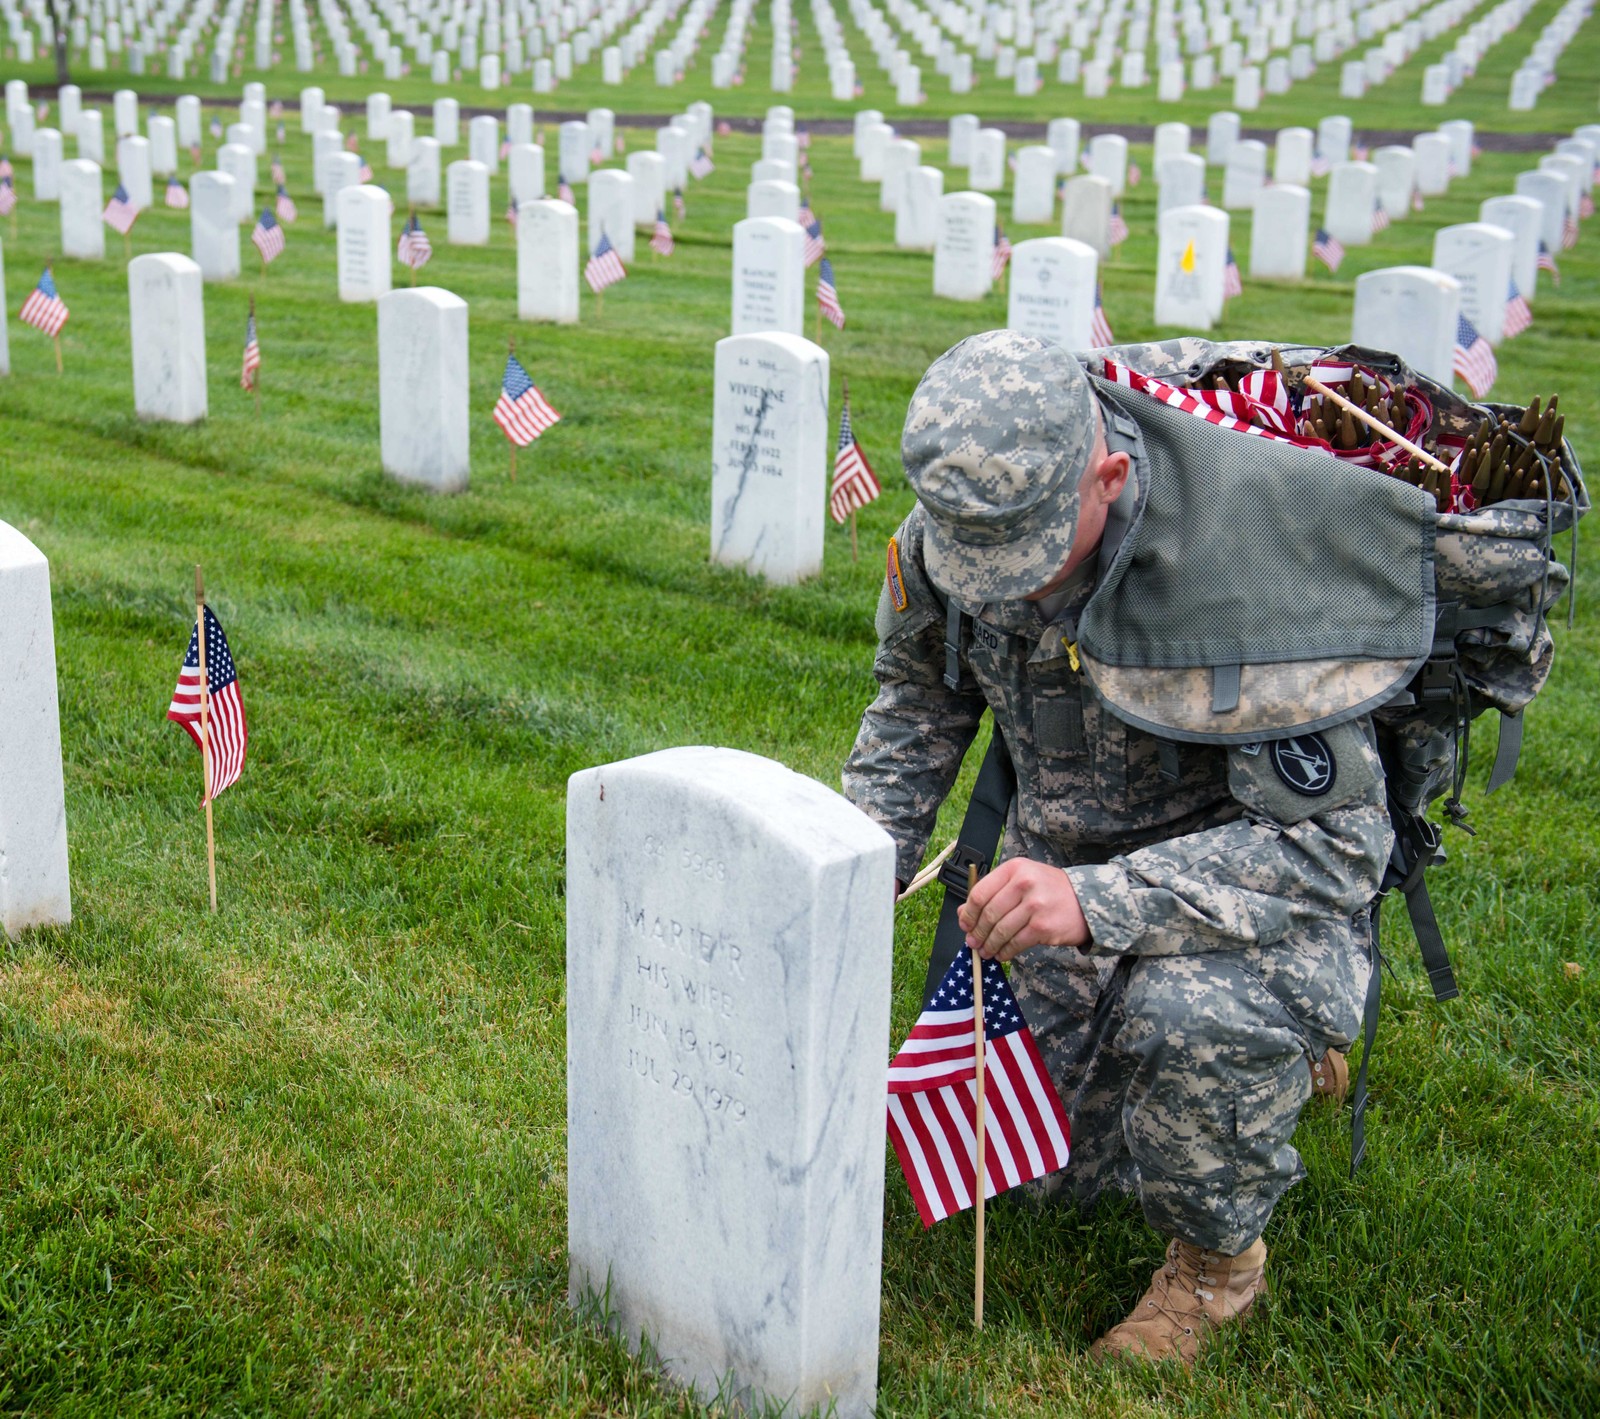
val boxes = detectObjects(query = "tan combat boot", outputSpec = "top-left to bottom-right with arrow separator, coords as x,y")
1089,1236 -> 1268,1367
1310,1047 -> 1349,1103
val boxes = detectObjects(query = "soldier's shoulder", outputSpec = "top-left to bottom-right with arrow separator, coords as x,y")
876,506 -> 945,642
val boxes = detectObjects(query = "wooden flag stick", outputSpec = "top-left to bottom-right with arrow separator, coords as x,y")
510,445 -> 518,482
1302,375 -> 1452,474
850,510 -> 859,562
53,335 -> 63,374
195,564 -> 218,913
897,838 -> 957,900
970,862 -> 987,1330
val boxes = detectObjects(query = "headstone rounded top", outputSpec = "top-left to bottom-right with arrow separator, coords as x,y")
128,251 -> 202,277
0,520 -> 49,572
381,284 -> 467,313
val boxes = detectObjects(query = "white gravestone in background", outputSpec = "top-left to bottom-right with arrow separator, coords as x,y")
730,217 -> 805,337
1413,133 -> 1451,196
1007,236 -> 1098,348
879,139 -> 919,214
1155,204 -> 1229,329
33,129 -> 63,201
1318,115 -> 1353,166
387,110 -> 415,169
897,166 -> 944,250
323,151 -> 361,229
409,138 -> 442,208
934,190 -> 996,301
1373,146 -> 1416,222
1207,110 -> 1241,166
1352,266 -> 1461,386
338,185 -> 393,302
518,198 -> 580,323
434,98 -> 460,146
509,144 -> 546,205
1087,132 -> 1129,195
746,179 -> 800,224
1325,162 -> 1379,247
1222,138 -> 1267,209
968,127 -> 1006,191
447,160 -> 490,245
560,121 -> 592,184
628,151 -> 666,224
148,116 -> 178,176
1432,223 -> 1515,345
1250,185 -> 1310,280
1158,154 -> 1206,215
0,241 -> 7,374
589,169 -> 637,262
566,745 -> 893,1419
189,171 -> 238,278
469,114 -> 500,172
0,521 -> 72,940
378,287 -> 470,493
128,253 -> 208,422
1061,174 -> 1112,260
711,333 -> 830,583
1480,196 -> 1542,307
118,135 -> 154,210
949,114 -> 978,165
1012,146 -> 1057,225
1514,170 -> 1569,255
1275,127 -> 1313,186
78,110 -> 105,166
218,143 -> 256,222
1048,117 -> 1081,173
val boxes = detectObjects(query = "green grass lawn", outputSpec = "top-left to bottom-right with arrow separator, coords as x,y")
1,20 -> 1599,1417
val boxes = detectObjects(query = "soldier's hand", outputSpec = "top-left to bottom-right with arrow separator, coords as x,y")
959,859 -> 1089,962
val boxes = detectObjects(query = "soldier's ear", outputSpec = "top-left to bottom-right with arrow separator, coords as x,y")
1093,450 -> 1131,505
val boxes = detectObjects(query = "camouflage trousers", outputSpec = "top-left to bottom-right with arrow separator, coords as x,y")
1011,912 -> 1374,1255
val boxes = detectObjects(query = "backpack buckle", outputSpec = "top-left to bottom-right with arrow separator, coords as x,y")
937,844 -> 991,901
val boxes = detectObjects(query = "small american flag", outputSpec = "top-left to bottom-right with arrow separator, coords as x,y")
1411,189 -> 1425,213
817,256 -> 845,329
1090,284 -> 1115,346
1538,240 -> 1561,284
798,201 -> 815,229
506,197 -> 519,228
189,143 -> 203,165
275,184 -> 297,222
689,146 -> 714,179
165,174 -> 190,209
1371,199 -> 1391,234
103,182 -> 139,234
0,158 -> 12,179
1561,211 -> 1579,250
210,116 -> 223,139
345,132 -> 360,151
803,216 -> 825,267
270,100 -> 284,118
673,187 -> 686,221
887,951 -> 1071,1228
1127,161 -> 1142,186
829,392 -> 880,523
992,224 -> 1012,279
1504,279 -> 1532,338
241,309 -> 260,389
397,214 -> 433,270
1313,227 -> 1344,273
1353,142 -> 1370,162
558,174 -> 574,204
358,160 -> 373,182
493,352 -> 561,445
585,231 -> 626,293
270,158 -> 286,185
1310,156 -> 1331,177
19,267 -> 69,337
1223,247 -> 1243,299
499,139 -> 511,160
252,208 -> 286,263
167,605 -> 248,802
1583,191 -> 1596,220
649,210 -> 674,255
0,177 -> 14,218
590,143 -> 606,165
1452,313 -> 1497,398
1109,202 -> 1129,246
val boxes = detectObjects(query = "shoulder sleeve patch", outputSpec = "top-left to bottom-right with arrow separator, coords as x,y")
886,536 -> 909,612
1227,721 -> 1380,825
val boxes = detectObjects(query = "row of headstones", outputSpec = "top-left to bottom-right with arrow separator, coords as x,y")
1507,0 -> 1591,110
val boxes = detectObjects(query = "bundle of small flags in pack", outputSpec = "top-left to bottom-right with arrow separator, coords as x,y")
493,351 -> 562,445
252,208 -> 286,264
585,231 -> 626,294
650,209 -> 675,256
166,175 -> 189,209
1313,227 -> 1344,274
817,257 -> 845,330
103,182 -> 139,235
992,224 -> 1012,279
1109,202 -> 1129,246
397,213 -> 433,271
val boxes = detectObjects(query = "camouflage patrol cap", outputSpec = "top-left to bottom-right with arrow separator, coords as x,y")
902,329 -> 1098,601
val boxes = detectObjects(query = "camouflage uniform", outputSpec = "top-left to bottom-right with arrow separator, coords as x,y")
843,331 -> 1393,1255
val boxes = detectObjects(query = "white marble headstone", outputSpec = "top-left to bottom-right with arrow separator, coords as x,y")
934,190 -> 996,300
189,171 -> 238,279
1061,173 -> 1113,260
338,185 -> 393,301
1087,133 -> 1129,196
128,252 -> 207,422
1373,146 -> 1416,223
1155,204 -> 1229,328
518,198 -> 580,323
33,128 -> 63,201
1250,185 -> 1310,280
447,160 -> 490,245
323,151 -> 361,229
1480,195 -> 1542,306
1352,266 -> 1461,385
378,288 -> 469,493
1325,161 -> 1379,247
709,333 -> 830,582
968,127 -> 1006,191
896,166 -> 943,250
1047,117 -> 1081,173
730,217 -> 805,337
1012,146 -> 1058,225
566,745 -> 892,1418
1514,170 -> 1570,254
1432,223 -> 1515,344
590,169 -> 637,262
1222,138 -> 1267,209
560,120 -> 592,184
0,521 -> 72,940
1007,236 -> 1098,348
409,138 -> 443,208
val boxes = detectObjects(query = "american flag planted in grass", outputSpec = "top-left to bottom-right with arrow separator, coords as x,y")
1109,202 -> 1129,246
829,394 -> 880,523
585,231 -> 626,293
397,214 -> 432,270
165,175 -> 190,209
0,177 -> 15,218
1503,280 -> 1532,338
649,210 -> 674,256
1313,227 -> 1344,274
816,257 -> 845,329
252,208 -> 286,263
1371,199 -> 1391,233
493,353 -> 561,446
167,606 -> 248,802
689,146 -> 714,178
240,309 -> 261,390
1453,314 -> 1497,399
275,184 -> 297,222
992,224 -> 1012,279
1090,285 -> 1115,346
888,951 -> 1071,1228
1223,246 -> 1243,299
19,267 -> 69,337
802,216 -> 825,268
1538,241 -> 1560,283
103,182 -> 139,235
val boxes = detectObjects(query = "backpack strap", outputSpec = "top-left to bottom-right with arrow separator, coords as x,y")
1349,898 -> 1383,1176
921,727 -> 1018,1009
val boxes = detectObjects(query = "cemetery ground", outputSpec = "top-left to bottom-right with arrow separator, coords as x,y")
4,76 -> 1600,1419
